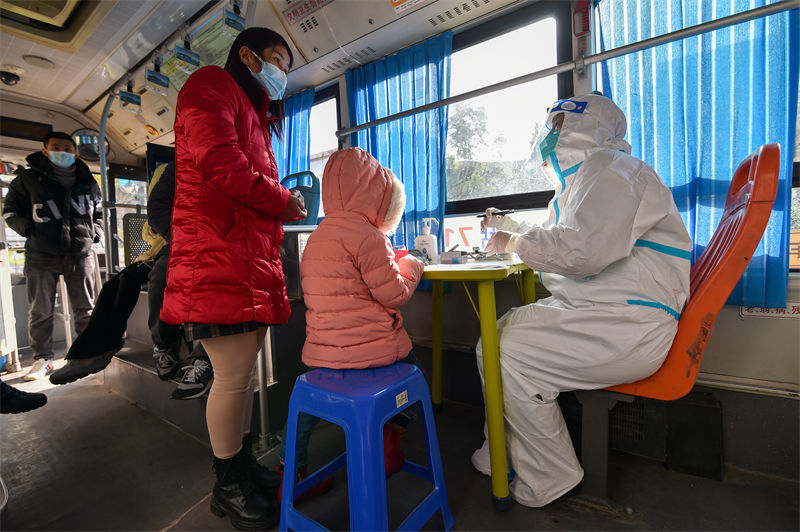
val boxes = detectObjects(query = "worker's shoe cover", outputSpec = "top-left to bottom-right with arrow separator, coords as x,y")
49,352 -> 115,385
210,449 -> 278,531
384,423 -> 405,475
471,439 -> 515,480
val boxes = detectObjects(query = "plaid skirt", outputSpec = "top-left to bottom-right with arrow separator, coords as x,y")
183,321 -> 268,342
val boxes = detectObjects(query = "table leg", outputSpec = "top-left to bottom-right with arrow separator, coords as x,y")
521,269 -> 536,304
477,280 -> 511,509
431,280 -> 444,408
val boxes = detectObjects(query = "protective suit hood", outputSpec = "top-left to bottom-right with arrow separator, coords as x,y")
537,94 -> 632,186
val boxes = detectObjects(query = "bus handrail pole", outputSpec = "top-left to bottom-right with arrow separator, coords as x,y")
99,92 -> 116,281
335,0 -> 800,139
256,330 -> 272,452
105,202 -> 147,210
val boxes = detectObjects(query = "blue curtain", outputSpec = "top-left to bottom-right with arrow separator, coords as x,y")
598,0 -> 799,308
272,88 -> 316,181
346,32 -> 452,250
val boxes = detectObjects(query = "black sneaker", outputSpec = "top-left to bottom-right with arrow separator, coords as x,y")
153,345 -> 180,380
1,381 -> 47,414
172,358 -> 213,400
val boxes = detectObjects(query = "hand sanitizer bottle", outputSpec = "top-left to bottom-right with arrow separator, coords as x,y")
414,218 -> 439,264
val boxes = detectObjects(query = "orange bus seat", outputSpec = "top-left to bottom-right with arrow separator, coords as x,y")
607,143 -> 781,400
575,143 -> 781,500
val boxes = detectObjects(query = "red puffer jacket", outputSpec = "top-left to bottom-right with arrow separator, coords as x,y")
161,66 -> 292,326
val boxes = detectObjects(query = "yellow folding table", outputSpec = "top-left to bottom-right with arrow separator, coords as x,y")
422,260 -> 536,509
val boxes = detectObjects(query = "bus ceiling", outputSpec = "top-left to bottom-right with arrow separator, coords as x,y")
2,0 -> 534,162
5,0 -> 796,162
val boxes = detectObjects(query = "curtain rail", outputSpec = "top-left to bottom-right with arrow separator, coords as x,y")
335,0 -> 799,139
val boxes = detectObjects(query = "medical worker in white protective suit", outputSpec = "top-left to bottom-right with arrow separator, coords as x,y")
473,93 -> 691,507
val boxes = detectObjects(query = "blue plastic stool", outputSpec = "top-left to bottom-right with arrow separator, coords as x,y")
280,363 -> 454,531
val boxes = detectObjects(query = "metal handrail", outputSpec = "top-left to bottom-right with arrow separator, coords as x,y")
106,202 -> 147,210
335,0 -> 799,139
99,93 -> 116,281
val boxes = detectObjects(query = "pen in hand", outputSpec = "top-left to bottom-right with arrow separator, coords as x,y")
476,209 -> 515,218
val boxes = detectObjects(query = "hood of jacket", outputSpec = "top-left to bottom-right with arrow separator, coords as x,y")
321,148 -> 393,228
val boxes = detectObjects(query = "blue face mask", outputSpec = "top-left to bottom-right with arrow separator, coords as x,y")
47,151 -> 76,168
249,49 -> 287,101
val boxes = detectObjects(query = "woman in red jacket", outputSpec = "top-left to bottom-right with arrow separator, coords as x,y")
162,27 -> 306,530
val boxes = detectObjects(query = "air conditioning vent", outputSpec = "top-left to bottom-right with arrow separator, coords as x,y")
122,129 -> 132,136
320,47 -> 375,73
352,47 -> 376,60
299,16 -> 319,33
156,106 -> 169,116
430,0 -> 492,27
137,87 -> 147,95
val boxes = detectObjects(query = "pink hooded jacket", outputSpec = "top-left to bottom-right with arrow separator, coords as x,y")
301,148 -> 424,369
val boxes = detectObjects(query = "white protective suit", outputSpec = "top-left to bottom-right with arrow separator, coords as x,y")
473,94 -> 691,507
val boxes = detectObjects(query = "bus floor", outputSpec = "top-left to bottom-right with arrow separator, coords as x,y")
1,356 -> 797,531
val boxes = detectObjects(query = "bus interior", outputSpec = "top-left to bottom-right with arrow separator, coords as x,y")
0,0 -> 798,530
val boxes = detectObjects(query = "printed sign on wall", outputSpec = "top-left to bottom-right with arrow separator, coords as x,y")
740,301 -> 800,320
283,0 -> 334,25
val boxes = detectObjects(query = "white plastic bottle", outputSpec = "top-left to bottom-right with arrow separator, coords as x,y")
414,218 -> 439,264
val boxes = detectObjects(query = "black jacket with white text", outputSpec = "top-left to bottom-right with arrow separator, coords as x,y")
3,151 -> 103,256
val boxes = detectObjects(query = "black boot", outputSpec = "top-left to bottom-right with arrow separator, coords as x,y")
210,449 -> 279,531
242,433 -> 281,499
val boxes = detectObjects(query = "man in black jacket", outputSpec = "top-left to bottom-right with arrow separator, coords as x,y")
3,132 -> 102,381
49,161 -> 213,400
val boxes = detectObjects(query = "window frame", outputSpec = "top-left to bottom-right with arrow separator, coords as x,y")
445,0 -> 573,216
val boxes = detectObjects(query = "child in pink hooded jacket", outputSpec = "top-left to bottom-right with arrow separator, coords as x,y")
279,148 -> 425,493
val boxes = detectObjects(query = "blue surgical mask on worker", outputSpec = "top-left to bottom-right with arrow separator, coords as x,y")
47,151 -> 76,168
249,49 -> 286,100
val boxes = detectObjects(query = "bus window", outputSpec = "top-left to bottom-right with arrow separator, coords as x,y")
309,84 -> 340,219
791,174 -> 799,270
790,101 -> 799,271
446,17 -> 558,204
443,6 -> 566,251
